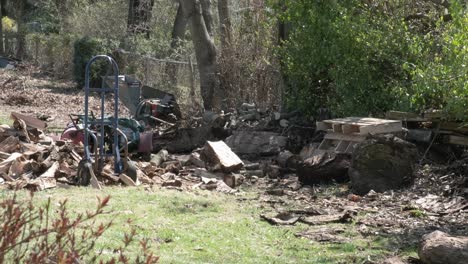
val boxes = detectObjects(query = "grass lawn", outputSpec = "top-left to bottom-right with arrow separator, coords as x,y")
0,187 -> 398,263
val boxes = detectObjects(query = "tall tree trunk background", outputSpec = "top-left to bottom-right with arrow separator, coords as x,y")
127,0 -> 155,38
165,3 -> 189,87
0,0 -> 4,55
180,0 -> 219,111
15,0 -> 26,59
217,0 -> 233,108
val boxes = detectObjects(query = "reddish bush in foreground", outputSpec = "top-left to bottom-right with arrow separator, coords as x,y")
0,193 -> 158,263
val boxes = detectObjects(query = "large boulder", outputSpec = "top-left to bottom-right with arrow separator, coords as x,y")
349,135 -> 417,195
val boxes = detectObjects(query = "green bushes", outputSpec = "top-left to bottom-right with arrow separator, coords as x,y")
72,37 -> 118,88
272,0 -> 468,120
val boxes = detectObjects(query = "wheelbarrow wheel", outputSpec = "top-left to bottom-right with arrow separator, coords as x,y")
76,159 -> 92,186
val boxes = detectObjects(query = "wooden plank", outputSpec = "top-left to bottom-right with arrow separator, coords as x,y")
439,122 -> 468,134
358,121 -> 402,135
324,132 -> 366,142
342,124 -> 359,134
424,110 -> 444,120
385,111 -> 424,121
345,142 -> 358,153
316,121 -> 331,131
332,124 -> 343,133
335,141 -> 350,153
322,117 -> 400,126
10,112 -> 46,130
445,135 -> 468,146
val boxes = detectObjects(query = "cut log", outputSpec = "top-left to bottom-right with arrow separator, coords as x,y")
201,141 -> 244,172
349,135 -> 418,195
223,173 -> 244,188
225,131 -> 287,156
152,126 -> 221,153
297,150 -> 351,185
150,149 -> 168,167
272,111 -> 299,121
279,119 -> 289,128
0,136 -> 20,153
419,231 -> 468,264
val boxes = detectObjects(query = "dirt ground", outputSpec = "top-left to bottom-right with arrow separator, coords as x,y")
0,66 -> 130,130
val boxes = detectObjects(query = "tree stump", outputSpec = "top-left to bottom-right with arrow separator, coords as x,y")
296,150 -> 350,185
349,135 -> 417,195
418,231 -> 468,264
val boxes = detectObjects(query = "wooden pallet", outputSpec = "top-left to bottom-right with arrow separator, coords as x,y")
317,117 -> 403,135
316,117 -> 403,154
318,133 -> 365,153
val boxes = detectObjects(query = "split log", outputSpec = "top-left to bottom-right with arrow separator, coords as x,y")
13,119 -> 30,143
39,161 -> 59,178
0,136 -> 20,153
187,152 -> 205,168
419,231 -> 468,264
225,131 -> 287,156
11,112 -> 46,130
119,174 -> 137,186
297,150 -> 350,185
28,177 -> 57,191
349,135 -> 418,195
201,141 -> 243,172
0,153 -> 24,181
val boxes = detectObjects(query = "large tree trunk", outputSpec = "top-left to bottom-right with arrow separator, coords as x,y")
15,0 -> 26,59
216,0 -> 233,108
0,0 -> 4,55
165,3 -> 189,87
127,0 -> 155,38
217,0 -> 232,52
180,0 -> 219,111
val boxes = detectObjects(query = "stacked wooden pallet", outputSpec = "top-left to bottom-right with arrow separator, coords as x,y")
386,111 -> 468,146
316,117 -> 403,153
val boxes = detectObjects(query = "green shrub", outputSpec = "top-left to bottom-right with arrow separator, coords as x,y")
72,36 -> 118,88
271,0 -> 467,120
